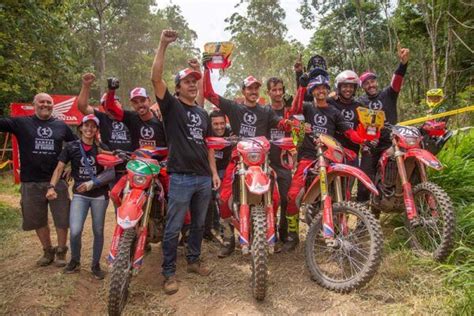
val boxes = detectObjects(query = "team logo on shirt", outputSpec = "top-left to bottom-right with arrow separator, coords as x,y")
341,109 -> 355,121
243,112 -> 257,125
140,126 -> 154,139
37,127 -> 53,138
313,114 -> 327,126
80,156 -> 96,166
188,112 -> 202,126
369,100 -> 383,110
112,121 -> 124,131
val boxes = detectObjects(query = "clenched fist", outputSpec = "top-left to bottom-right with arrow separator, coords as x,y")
397,42 -> 410,65
82,73 -> 96,87
188,58 -> 200,71
160,29 -> 178,44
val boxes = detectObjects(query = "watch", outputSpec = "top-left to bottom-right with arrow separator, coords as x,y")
47,184 -> 55,190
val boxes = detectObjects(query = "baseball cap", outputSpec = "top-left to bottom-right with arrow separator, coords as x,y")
174,68 -> 202,85
359,71 -> 377,85
129,87 -> 148,100
81,114 -> 100,126
100,93 -> 119,105
242,76 -> 262,88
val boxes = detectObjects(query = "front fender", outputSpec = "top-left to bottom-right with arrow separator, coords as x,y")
302,163 -> 378,204
245,166 -> 270,195
404,148 -> 443,170
117,188 -> 146,229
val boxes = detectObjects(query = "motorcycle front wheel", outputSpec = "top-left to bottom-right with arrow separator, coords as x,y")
305,201 -> 383,292
108,228 -> 136,316
250,205 -> 268,301
406,181 -> 455,261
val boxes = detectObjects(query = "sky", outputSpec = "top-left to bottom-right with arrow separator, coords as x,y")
156,0 -> 314,94
156,0 -> 313,50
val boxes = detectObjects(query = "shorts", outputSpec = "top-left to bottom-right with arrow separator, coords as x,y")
20,180 -> 70,231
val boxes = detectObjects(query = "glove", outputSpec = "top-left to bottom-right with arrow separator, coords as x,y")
107,77 -> 120,90
201,52 -> 213,69
299,73 -> 310,88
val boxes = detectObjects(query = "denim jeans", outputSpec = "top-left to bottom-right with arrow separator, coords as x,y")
162,173 -> 212,277
69,194 -> 109,266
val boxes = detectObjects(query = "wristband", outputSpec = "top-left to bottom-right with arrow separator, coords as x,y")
47,184 -> 55,190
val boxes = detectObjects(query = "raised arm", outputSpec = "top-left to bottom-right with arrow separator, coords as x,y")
77,73 -> 95,115
151,29 -> 178,99
103,88 -> 124,121
203,67 -> 221,106
391,43 -> 410,93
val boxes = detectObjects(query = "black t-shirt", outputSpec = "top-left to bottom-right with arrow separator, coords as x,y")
0,115 -> 76,182
358,86 -> 399,142
215,126 -> 232,171
122,110 -> 166,150
217,96 -> 281,138
358,87 -> 398,124
156,90 -> 212,176
94,110 -> 133,152
328,98 -> 361,152
268,106 -> 290,168
58,140 -> 109,198
298,102 -> 351,161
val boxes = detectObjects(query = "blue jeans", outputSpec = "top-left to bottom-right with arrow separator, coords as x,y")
162,173 -> 212,277
69,194 -> 109,266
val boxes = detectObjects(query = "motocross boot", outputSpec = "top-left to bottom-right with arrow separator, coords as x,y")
218,222 -> 235,258
282,214 -> 299,252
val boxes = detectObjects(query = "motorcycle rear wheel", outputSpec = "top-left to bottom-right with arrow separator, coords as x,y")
108,228 -> 136,316
305,201 -> 383,292
251,205 -> 268,301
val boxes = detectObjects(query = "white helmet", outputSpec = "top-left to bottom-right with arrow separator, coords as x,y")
335,70 -> 360,88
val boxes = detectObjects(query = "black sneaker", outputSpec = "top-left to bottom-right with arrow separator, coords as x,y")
63,260 -> 80,274
91,264 -> 106,280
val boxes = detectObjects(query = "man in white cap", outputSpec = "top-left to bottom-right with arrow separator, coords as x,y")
202,57 -> 291,258
151,29 -> 220,295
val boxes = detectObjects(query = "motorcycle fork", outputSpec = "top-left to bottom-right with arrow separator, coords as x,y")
318,147 -> 335,242
132,183 -> 155,271
393,140 -> 418,221
107,180 -> 131,266
334,176 -> 349,235
238,158 -> 251,254
263,158 -> 275,252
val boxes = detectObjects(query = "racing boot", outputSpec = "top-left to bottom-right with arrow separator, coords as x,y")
282,214 -> 299,252
218,222 -> 235,258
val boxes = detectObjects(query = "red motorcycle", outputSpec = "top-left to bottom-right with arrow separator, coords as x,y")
297,132 -> 383,292
357,108 -> 455,261
97,147 -> 168,316
206,136 -> 294,300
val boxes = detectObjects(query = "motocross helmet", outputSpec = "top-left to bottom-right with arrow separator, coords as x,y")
426,88 -> 444,108
307,54 -> 327,72
307,75 -> 331,94
335,70 -> 360,97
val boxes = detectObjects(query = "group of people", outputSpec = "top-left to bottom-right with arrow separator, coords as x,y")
0,29 -> 410,295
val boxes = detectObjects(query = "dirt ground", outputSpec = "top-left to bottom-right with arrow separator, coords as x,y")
0,191 -> 456,315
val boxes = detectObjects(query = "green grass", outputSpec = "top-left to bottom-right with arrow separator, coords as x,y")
0,201 -> 20,241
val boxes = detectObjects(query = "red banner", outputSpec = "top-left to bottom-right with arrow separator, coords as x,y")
10,95 -> 84,124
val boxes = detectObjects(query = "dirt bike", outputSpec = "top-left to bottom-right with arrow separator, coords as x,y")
206,136 -> 294,300
420,119 -> 453,155
296,130 -> 383,292
97,147 -> 168,316
357,107 -> 455,261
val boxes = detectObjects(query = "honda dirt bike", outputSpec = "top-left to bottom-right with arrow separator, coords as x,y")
206,136 -> 294,300
298,131 -> 383,292
97,147 -> 168,316
357,107 -> 455,261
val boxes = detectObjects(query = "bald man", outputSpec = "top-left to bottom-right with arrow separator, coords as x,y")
0,93 -> 76,267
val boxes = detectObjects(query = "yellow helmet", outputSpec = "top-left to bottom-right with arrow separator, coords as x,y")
426,88 -> 444,108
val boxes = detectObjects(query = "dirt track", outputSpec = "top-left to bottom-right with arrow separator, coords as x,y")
0,193 -> 452,315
